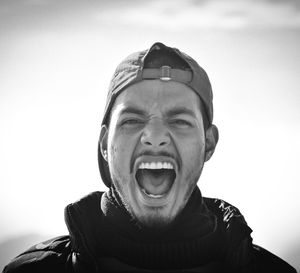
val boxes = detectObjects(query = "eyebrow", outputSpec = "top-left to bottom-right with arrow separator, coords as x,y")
165,107 -> 196,118
119,105 -> 196,119
119,106 -> 147,117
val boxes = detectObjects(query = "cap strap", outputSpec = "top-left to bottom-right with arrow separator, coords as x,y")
142,66 -> 192,83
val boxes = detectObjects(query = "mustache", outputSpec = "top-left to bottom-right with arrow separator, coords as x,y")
130,150 -> 180,173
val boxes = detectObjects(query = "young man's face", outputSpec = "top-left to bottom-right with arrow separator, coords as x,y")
102,80 -> 208,228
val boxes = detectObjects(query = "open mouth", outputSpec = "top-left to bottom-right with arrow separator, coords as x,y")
135,161 -> 176,199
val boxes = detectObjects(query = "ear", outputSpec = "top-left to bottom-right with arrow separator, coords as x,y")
204,124 -> 219,162
99,125 -> 108,162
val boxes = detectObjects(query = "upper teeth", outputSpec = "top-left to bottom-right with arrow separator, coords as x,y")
138,162 -> 174,169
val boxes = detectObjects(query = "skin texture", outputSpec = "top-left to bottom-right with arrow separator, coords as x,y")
100,79 -> 218,228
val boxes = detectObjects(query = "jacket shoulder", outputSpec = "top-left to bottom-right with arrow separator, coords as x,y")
3,235 -> 72,273
204,198 -> 297,272
204,197 -> 248,228
251,245 -> 297,273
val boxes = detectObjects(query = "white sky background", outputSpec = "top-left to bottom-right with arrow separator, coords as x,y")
0,0 -> 300,270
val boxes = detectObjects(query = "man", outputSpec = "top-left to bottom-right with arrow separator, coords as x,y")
3,42 -> 296,273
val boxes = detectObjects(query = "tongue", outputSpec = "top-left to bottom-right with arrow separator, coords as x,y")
136,169 -> 174,195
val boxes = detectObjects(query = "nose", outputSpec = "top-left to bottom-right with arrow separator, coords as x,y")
141,119 -> 170,148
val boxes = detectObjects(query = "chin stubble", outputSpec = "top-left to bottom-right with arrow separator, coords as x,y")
111,155 -> 203,229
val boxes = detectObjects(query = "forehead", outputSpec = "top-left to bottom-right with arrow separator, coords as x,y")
112,80 -> 202,115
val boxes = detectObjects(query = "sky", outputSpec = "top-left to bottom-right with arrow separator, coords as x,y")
0,0 -> 300,270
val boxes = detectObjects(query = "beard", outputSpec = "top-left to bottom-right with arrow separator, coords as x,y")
109,152 -> 204,230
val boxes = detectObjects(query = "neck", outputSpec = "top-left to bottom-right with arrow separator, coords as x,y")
65,190 -> 224,270
98,186 -> 223,269
101,185 -> 215,242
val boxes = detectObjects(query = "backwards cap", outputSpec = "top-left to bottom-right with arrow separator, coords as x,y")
98,42 -> 214,187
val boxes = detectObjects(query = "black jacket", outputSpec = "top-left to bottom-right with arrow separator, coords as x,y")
3,191 -> 296,273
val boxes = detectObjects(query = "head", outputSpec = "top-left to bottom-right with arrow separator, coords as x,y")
99,42 -> 218,228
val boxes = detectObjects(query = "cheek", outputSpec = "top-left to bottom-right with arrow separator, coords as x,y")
108,132 -> 127,160
182,136 -> 205,163
108,135 -> 135,179
179,152 -> 203,204
109,144 -> 126,173
180,136 -> 205,182
109,143 -> 120,158
108,144 -> 131,194
108,129 -> 135,159
185,156 -> 202,184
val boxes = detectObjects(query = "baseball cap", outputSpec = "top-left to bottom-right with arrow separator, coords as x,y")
98,42 -> 214,187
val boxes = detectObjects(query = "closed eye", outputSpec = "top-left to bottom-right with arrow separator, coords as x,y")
120,118 -> 144,126
169,119 -> 193,128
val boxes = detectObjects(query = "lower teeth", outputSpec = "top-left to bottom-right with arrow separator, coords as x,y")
141,188 -> 164,198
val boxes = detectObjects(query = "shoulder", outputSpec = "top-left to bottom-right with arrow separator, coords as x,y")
3,192 -> 105,273
203,197 -> 253,268
3,236 -> 72,273
203,197 -> 252,239
251,245 -> 297,273
204,198 -> 297,272
204,197 -> 245,224
65,191 -> 103,215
